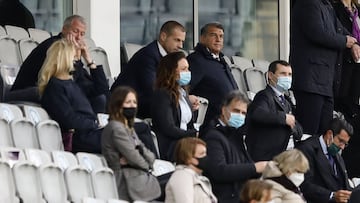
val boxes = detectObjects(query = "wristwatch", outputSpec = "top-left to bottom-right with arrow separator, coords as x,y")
87,60 -> 96,68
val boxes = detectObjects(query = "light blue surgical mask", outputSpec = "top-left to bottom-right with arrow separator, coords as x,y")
276,76 -> 292,92
228,113 -> 245,128
178,71 -> 191,86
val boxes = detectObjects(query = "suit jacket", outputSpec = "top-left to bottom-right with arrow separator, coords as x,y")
202,119 -> 258,203
187,43 -> 238,126
112,40 -> 161,118
246,85 -> 303,161
101,120 -> 155,201
296,137 -> 351,203
151,88 -> 197,161
290,0 -> 348,97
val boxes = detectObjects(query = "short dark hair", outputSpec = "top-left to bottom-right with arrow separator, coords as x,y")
326,118 -> 354,137
159,20 -> 185,36
108,86 -> 137,127
174,137 -> 206,165
200,22 -> 224,36
221,90 -> 249,108
268,60 -> 290,73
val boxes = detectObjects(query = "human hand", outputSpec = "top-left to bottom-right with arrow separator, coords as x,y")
254,161 -> 268,173
334,190 -> 351,203
285,114 -> 296,129
119,157 -> 128,166
346,35 -> 357,48
351,44 -> 360,62
189,95 -> 200,111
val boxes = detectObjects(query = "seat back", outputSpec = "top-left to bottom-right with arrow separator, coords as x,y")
0,65 -> 20,101
91,167 -> 118,200
76,152 -> 108,172
27,28 -> 51,43
85,37 -> 96,49
152,159 -> 175,177
0,118 -> 13,147
39,164 -> 69,203
0,103 -> 23,122
83,197 -> 106,203
24,148 -> 52,167
4,25 -> 29,41
52,150 -> 78,171
0,25 -> 6,37
196,97 -> 209,128
230,66 -> 248,96
89,47 -> 113,85
122,42 -> 143,63
65,165 -> 94,203
0,160 -> 18,203
0,37 -> 22,66
18,38 -> 39,62
36,120 -> 64,151
252,59 -> 270,73
243,68 -> 267,100
12,161 -> 45,203
20,105 -> 50,124
10,118 -> 39,149
231,56 -> 253,71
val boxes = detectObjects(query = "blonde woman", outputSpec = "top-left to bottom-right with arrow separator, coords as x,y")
262,149 -> 309,203
38,39 -> 109,153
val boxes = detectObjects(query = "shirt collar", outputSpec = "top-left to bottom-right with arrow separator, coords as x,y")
319,135 -> 329,155
206,48 -> 220,60
269,84 -> 283,97
157,41 -> 167,57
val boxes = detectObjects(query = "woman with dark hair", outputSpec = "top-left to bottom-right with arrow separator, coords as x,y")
102,86 -> 157,201
165,137 -> 217,203
151,51 -> 197,161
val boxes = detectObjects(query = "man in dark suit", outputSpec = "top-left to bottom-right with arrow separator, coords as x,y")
188,22 -> 238,127
290,0 -> 360,135
296,118 -> 354,203
202,90 -> 268,203
111,21 -> 187,119
245,60 -> 303,161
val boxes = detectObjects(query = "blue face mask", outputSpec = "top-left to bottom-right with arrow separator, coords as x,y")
276,76 -> 292,92
177,71 -> 191,86
228,113 -> 245,128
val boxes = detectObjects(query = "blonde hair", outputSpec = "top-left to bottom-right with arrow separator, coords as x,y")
38,39 -> 75,95
273,149 -> 309,174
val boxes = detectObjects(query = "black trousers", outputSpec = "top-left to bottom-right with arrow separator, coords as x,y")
294,90 -> 333,135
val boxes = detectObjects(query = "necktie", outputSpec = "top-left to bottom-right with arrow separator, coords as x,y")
279,95 -> 286,106
328,154 -> 337,176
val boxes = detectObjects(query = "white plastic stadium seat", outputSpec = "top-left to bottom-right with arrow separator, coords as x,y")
91,167 -> 118,200
52,150 -> 78,171
0,160 -> 19,203
24,148 -> 52,167
76,152 -> 108,172
18,38 -> 39,62
65,165 -> 94,203
27,28 -> 51,43
4,25 -> 29,41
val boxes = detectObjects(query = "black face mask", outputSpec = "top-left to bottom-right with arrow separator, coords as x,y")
195,156 -> 208,171
122,107 -> 137,119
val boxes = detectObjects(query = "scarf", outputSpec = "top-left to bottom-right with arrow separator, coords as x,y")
346,6 -> 360,42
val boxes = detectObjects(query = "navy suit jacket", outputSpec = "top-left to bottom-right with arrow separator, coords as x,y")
151,88 -> 197,161
112,40 -> 161,118
188,43 -> 238,126
296,137 -> 351,203
290,0 -> 348,97
246,85 -> 303,161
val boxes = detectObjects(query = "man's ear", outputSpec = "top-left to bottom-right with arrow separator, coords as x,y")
324,130 -> 333,145
159,32 -> 167,42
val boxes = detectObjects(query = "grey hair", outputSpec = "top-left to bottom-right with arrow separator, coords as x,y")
63,15 -> 86,28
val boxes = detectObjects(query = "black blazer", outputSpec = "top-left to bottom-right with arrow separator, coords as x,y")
296,137 -> 351,203
202,119 -> 259,203
112,40 -> 162,118
151,88 -> 197,161
188,43 -> 238,126
246,85 -> 303,161
290,0 -> 348,97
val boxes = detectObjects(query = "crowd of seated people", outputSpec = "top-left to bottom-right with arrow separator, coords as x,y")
4,2 -> 360,201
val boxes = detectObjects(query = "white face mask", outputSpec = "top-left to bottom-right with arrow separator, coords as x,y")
288,172 -> 305,187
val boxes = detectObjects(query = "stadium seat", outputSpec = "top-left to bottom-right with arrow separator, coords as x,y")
83,197 -> 106,203
91,167 -> 119,200
12,161 -> 46,203
152,159 -> 175,177
231,56 -> 253,70
195,96 -> 209,129
121,42 -> 143,63
18,38 -> 39,62
108,199 -> 130,203
10,118 -> 39,149
76,152 -> 108,172
4,25 -> 29,42
252,59 -> 270,73
230,66 -> 248,97
89,47 -> 114,86
39,163 -> 70,203
27,28 -> 51,43
85,37 -> 96,49
0,65 -> 20,102
0,37 -> 22,66
243,67 -> 267,100
24,148 -> 52,167
65,165 -> 94,203
52,150 -> 78,171
0,160 -> 19,203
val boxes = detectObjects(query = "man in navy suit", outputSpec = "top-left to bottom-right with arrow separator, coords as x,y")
290,0 -> 360,135
245,60 -> 303,161
188,22 -> 238,127
111,21 -> 186,119
297,118 -> 354,203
